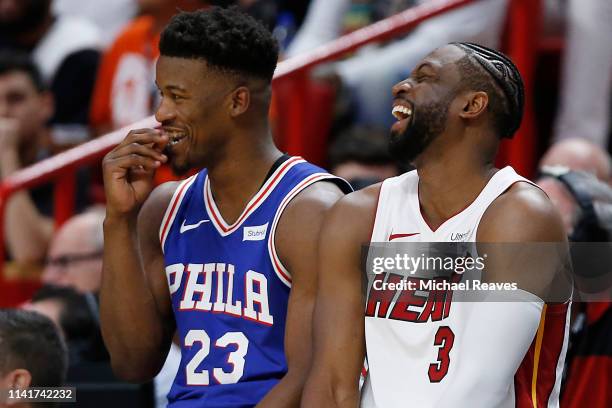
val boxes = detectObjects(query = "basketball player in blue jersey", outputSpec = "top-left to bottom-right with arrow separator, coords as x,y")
302,44 -> 572,407
99,7 -> 350,407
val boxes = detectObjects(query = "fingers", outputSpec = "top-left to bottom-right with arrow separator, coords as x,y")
105,128 -> 169,165
112,141 -> 168,163
104,131 -> 166,174
121,128 -> 169,152
105,153 -> 162,174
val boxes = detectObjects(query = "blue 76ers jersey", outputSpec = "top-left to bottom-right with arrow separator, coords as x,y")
159,157 -> 351,407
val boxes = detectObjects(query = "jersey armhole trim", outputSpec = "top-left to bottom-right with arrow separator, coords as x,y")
368,182 -> 385,243
268,173 -> 339,288
159,175 -> 197,254
473,178 -> 540,241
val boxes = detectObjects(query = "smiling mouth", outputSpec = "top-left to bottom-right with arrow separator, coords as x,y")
163,129 -> 187,146
392,104 -> 413,122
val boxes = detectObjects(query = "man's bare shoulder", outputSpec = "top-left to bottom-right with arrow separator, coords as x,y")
276,180 -> 347,244
336,182 -> 382,212
478,181 -> 566,243
323,183 -> 382,242
281,180 -> 347,216
138,180 -> 183,235
277,181 -> 381,251
274,180 -> 347,272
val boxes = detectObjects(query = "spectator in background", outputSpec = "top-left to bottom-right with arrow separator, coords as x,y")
23,285 -> 104,365
0,0 -> 101,149
553,0 -> 612,149
35,206 -> 179,407
328,126 -> 400,190
228,0 -> 311,33
287,0 -> 509,128
0,309 -> 67,396
24,284 -> 180,408
41,207 -> 105,293
24,282 -> 180,408
536,140 -> 612,408
52,0 -> 138,48
0,51 -> 54,264
89,0 -> 211,135
540,138 -> 612,184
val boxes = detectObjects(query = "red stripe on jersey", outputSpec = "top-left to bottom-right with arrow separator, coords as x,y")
388,232 -> 419,241
206,188 -> 227,232
271,251 -> 291,284
160,178 -> 193,248
268,173 -> 330,285
514,303 -> 569,407
206,157 -> 302,234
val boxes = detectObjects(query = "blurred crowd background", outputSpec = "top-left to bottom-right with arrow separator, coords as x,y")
0,0 -> 610,407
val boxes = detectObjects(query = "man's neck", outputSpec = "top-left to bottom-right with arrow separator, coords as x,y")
206,133 -> 283,224
414,138 -> 496,231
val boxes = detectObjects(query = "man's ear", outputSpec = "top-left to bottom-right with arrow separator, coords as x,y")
228,86 -> 250,118
4,368 -> 32,390
459,91 -> 488,120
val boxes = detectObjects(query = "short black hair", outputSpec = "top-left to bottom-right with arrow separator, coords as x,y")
328,126 -> 394,168
451,42 -> 524,139
159,6 -> 279,82
0,309 -> 67,387
0,50 -> 46,92
32,285 -> 98,343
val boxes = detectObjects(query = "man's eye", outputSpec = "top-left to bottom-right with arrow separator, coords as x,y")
7,93 -> 26,104
415,74 -> 428,83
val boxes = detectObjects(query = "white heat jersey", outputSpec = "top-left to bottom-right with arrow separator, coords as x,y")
362,167 -> 570,408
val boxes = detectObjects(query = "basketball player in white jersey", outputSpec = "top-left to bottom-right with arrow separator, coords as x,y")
302,43 -> 571,407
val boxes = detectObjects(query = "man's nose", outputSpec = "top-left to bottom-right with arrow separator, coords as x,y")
392,79 -> 413,98
155,96 -> 176,124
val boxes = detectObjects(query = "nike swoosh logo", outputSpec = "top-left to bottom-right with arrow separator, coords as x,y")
180,219 -> 210,234
388,232 -> 419,241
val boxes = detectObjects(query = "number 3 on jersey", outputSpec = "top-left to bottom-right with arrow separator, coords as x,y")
185,330 -> 249,385
428,326 -> 455,383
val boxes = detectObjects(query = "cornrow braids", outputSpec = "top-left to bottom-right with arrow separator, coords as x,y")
451,42 -> 525,139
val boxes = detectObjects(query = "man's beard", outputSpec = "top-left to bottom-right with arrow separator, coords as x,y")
388,97 -> 452,164
163,147 -> 191,176
0,0 -> 50,38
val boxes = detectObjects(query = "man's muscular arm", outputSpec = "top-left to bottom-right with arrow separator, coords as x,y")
439,182 -> 570,404
477,182 -> 570,299
302,186 -> 380,408
255,181 -> 345,407
100,129 -> 175,382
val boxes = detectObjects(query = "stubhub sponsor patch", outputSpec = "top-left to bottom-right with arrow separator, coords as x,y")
243,223 -> 269,241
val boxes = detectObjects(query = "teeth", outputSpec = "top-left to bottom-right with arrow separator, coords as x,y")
392,105 -> 412,121
166,132 -> 185,146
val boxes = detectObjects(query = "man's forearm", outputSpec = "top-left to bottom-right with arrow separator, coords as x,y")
1,149 -> 53,262
255,371 -> 305,408
100,216 -> 169,381
5,192 -> 53,262
302,367 -> 361,408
